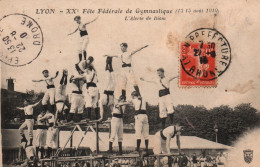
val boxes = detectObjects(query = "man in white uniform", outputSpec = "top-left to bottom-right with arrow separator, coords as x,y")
68,16 -> 98,62
68,74 -> 85,123
39,110 -> 58,158
32,70 -> 59,113
55,69 -> 69,125
105,43 -> 148,99
108,95 -> 129,155
16,99 -> 41,146
131,91 -> 149,152
140,68 -> 178,128
35,110 -> 47,159
84,65 -> 99,120
98,56 -> 115,121
153,124 -> 182,155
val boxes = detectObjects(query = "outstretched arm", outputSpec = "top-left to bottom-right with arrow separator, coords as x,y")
32,79 -> 44,82
130,45 -> 149,56
140,77 -> 156,84
103,55 -> 119,58
68,28 -> 78,36
84,16 -> 99,26
169,75 -> 179,82
32,100 -> 42,108
16,107 -> 24,110
51,71 -> 59,80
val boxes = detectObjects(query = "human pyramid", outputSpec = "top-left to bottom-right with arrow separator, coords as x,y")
16,16 -> 181,162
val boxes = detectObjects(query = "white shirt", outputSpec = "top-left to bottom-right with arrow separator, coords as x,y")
132,98 -> 146,111
71,79 -> 84,92
24,105 -> 34,115
43,76 -> 54,86
156,77 -> 170,90
112,104 -> 124,115
162,125 -> 176,139
85,70 -> 97,83
121,51 -> 132,64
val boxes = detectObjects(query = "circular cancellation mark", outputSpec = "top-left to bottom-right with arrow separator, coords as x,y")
0,13 -> 43,67
180,28 -> 231,81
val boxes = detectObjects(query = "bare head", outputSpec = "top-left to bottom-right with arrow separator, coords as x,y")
42,69 -> 49,78
120,43 -> 128,52
157,68 -> 165,78
74,16 -> 81,24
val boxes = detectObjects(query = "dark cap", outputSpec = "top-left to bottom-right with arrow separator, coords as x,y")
74,16 -> 81,21
42,69 -> 49,74
157,68 -> 164,73
120,43 -> 128,48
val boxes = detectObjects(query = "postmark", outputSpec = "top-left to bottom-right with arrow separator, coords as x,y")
0,13 -> 43,67
180,28 -> 231,86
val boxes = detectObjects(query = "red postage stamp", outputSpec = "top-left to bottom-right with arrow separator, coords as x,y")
180,28 -> 231,87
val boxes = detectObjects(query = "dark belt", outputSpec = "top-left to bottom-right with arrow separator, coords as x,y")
135,110 -> 146,115
122,63 -> 131,67
160,130 -> 167,140
104,90 -> 114,95
49,123 -> 54,127
37,125 -> 48,129
80,30 -> 88,37
112,113 -> 123,118
87,82 -> 97,89
55,100 -> 65,104
47,85 -> 55,89
159,88 -> 170,97
24,115 -> 33,119
72,91 -> 82,94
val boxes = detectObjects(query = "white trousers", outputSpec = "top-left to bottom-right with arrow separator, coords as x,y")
19,119 -> 34,139
159,94 -> 174,118
85,87 -> 99,108
35,129 -> 47,147
153,131 -> 167,154
135,114 -> 149,139
70,93 -> 84,114
42,88 -> 56,105
46,127 -> 58,148
109,117 -> 123,142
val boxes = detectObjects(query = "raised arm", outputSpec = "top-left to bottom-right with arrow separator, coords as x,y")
130,45 -> 149,56
51,71 -> 59,80
84,16 -> 99,26
140,77 -> 156,84
32,100 -> 42,108
169,75 -> 179,82
68,27 -> 78,36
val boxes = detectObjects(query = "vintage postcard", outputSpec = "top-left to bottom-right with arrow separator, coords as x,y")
1,0 -> 260,166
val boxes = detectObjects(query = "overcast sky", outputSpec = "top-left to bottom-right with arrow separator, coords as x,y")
1,0 -> 260,110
